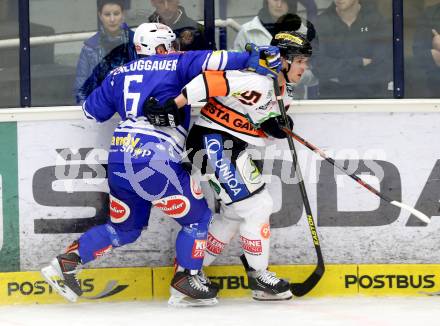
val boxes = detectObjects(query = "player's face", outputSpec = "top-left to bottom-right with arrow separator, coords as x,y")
155,44 -> 167,54
99,4 -> 124,36
286,56 -> 309,83
267,0 -> 289,20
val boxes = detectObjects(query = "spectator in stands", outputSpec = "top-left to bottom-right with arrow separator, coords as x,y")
0,0 -> 9,21
233,0 -> 318,99
74,0 -> 136,104
233,0 -> 317,51
148,0 -> 208,50
314,0 -> 392,99
412,3 -> 440,98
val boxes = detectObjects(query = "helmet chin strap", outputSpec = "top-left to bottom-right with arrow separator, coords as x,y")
282,60 -> 291,83
281,61 -> 297,98
282,62 -> 297,88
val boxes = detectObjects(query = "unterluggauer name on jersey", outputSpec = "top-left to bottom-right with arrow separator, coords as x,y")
113,59 -> 178,75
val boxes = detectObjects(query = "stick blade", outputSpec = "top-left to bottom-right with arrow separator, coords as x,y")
290,263 -> 325,297
390,201 -> 431,224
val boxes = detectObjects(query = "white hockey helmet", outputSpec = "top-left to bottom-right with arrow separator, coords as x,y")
133,22 -> 176,56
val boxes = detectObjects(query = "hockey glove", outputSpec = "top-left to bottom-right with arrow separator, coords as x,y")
143,97 -> 182,128
246,43 -> 281,79
260,115 -> 293,139
277,114 -> 294,130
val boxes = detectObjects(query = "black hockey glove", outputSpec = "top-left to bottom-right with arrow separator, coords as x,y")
277,115 -> 294,130
142,97 -> 182,128
260,115 -> 293,139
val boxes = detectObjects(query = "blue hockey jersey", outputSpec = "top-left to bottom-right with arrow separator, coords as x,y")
82,50 -> 251,164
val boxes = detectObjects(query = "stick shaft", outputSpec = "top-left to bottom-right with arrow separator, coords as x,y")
283,128 -> 430,224
274,80 -> 324,296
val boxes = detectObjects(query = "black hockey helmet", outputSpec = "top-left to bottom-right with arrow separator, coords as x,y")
271,31 -> 312,61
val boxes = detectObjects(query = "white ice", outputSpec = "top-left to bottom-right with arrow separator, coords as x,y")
0,297 -> 439,326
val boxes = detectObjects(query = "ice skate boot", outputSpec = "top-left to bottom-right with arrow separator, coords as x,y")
197,269 -> 220,291
240,255 -> 292,301
168,268 -> 218,307
41,252 -> 83,302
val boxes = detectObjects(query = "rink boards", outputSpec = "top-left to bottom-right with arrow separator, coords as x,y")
2,264 -> 440,304
0,101 -> 439,304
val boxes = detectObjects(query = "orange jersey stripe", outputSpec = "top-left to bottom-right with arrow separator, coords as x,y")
201,99 -> 267,138
203,71 -> 229,98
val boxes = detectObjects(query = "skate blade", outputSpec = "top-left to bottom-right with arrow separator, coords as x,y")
40,261 -> 79,303
168,295 -> 218,307
168,289 -> 218,307
252,290 -> 293,301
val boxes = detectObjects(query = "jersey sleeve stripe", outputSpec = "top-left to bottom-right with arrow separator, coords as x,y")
202,52 -> 212,71
205,51 -> 222,70
202,73 -> 209,101
219,51 -> 227,70
176,125 -> 188,137
204,71 -> 229,98
218,51 -> 224,70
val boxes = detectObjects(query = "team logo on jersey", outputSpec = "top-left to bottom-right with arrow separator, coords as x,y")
207,233 -> 226,256
190,176 -> 204,200
191,239 -> 207,259
201,100 -> 261,137
208,179 -> 222,195
256,100 -> 271,111
242,155 -> 262,184
260,223 -> 271,239
109,195 -> 131,223
204,134 -> 250,202
153,195 -> 190,218
205,137 -> 222,159
240,236 -> 262,255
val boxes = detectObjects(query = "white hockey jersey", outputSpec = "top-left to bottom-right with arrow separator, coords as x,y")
183,70 -> 293,146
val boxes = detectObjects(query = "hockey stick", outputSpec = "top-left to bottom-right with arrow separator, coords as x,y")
282,128 -> 431,224
274,79 -> 325,297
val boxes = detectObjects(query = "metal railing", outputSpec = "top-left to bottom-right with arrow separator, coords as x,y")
0,19 -> 241,49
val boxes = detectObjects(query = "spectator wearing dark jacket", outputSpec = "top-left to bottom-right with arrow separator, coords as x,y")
314,0 -> 392,99
412,3 -> 440,98
148,0 -> 208,50
233,0 -> 318,99
74,0 -> 137,104
233,0 -> 317,51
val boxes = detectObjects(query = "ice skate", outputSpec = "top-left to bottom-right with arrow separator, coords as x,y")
41,252 -> 83,302
168,269 -> 218,307
240,255 -> 292,301
197,269 -> 220,291
247,269 -> 293,301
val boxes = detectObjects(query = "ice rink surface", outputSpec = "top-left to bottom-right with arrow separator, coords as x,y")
0,297 -> 439,326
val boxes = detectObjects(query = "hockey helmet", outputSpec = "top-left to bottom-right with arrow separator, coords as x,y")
133,23 -> 176,56
271,31 -> 312,61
